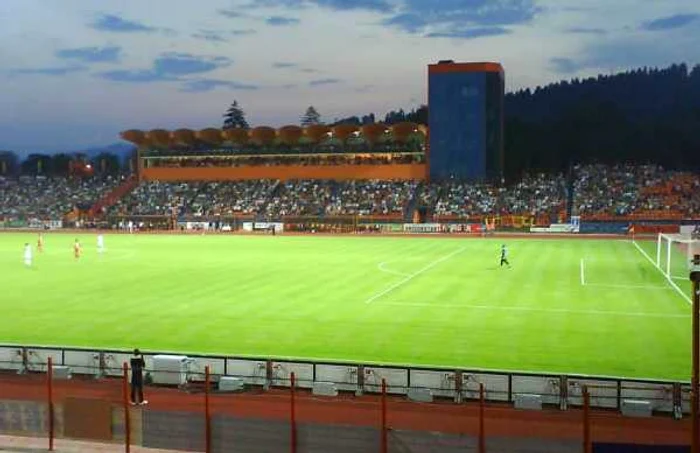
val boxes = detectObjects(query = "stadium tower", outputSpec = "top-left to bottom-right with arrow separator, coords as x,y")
427,61 -> 504,181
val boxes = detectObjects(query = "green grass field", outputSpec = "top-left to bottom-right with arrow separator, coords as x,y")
0,233 -> 693,381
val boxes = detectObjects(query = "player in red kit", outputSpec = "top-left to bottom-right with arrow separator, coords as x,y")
37,234 -> 44,253
73,239 -> 82,260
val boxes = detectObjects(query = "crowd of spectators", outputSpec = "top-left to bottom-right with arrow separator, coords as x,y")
110,181 -> 277,217
0,175 -> 121,221
325,180 -> 418,216
573,164 -> 700,217
2,165 -> 698,223
425,173 -> 566,218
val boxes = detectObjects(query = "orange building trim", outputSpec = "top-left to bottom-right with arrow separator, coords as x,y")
142,164 -> 427,182
428,62 -> 504,74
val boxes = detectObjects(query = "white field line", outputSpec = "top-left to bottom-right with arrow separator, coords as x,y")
580,258 -> 586,286
632,240 -> 692,305
584,283 -> 668,290
365,247 -> 465,304
379,301 -> 689,318
377,262 -> 409,277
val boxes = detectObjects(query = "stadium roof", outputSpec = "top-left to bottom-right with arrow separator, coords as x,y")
121,123 -> 428,147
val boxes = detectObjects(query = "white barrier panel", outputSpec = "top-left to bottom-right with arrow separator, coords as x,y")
409,370 -> 456,398
26,349 -> 62,373
682,385 -> 691,414
621,381 -> 673,413
512,375 -> 560,406
0,347 -> 24,372
463,373 -> 510,402
226,359 -> 267,386
271,362 -> 314,389
315,364 -> 358,392
567,379 -> 618,409
63,350 -> 100,376
186,357 -> 226,383
364,367 -> 408,394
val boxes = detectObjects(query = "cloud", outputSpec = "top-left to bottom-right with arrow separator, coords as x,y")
243,0 -> 393,13
96,53 -> 233,83
152,53 -> 232,76
309,78 -> 341,86
96,70 -> 177,83
272,62 -> 298,68
300,68 -> 320,73
549,57 -> 581,74
91,14 -> 157,33
10,66 -> 88,76
192,31 -> 229,42
55,46 -> 121,63
266,16 -> 300,26
565,27 -> 607,35
180,79 -> 259,92
382,0 -> 539,37
642,13 -> 700,31
218,9 -> 247,18
230,29 -> 257,35
425,26 -> 510,39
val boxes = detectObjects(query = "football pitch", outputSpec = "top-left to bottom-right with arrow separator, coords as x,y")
0,233 -> 693,381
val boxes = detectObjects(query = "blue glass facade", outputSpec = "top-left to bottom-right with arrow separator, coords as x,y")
428,64 -> 503,181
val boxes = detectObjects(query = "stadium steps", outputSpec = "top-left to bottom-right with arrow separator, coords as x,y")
89,175 -> 139,217
404,182 -> 422,222
565,168 -> 575,222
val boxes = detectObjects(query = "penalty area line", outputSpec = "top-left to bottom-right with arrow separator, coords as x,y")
379,302 -> 689,318
365,247 -> 465,304
580,258 -> 586,286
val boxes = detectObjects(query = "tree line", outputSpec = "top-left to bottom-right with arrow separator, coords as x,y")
3,63 -> 698,177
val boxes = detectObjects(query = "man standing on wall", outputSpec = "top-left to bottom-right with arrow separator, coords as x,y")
130,349 -> 147,405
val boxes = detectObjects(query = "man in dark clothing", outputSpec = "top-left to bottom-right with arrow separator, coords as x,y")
130,349 -> 147,405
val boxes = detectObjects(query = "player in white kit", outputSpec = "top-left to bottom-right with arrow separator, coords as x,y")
97,234 -> 105,254
23,243 -> 32,267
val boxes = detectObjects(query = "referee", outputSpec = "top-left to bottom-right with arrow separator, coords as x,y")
130,349 -> 147,405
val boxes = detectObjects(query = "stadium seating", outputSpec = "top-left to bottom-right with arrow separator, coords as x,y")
0,175 -> 122,221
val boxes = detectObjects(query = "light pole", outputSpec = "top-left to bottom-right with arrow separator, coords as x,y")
691,254 -> 700,453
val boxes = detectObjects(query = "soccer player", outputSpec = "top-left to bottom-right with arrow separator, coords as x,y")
23,243 -> 32,267
500,244 -> 511,268
37,233 -> 44,253
97,234 -> 105,254
73,239 -> 82,260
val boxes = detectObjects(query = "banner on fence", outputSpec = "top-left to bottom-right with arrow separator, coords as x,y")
27,219 -> 63,230
242,222 -> 284,233
530,223 -> 579,233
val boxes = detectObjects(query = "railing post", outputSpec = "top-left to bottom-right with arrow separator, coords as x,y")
381,378 -> 388,453
478,383 -> 485,453
291,372 -> 297,453
122,362 -> 131,453
47,357 -> 54,451
583,386 -> 591,453
205,365 -> 212,453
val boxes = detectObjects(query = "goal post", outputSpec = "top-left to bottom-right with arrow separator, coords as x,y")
657,233 -> 700,281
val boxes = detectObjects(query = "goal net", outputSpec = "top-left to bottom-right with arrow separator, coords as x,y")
656,233 -> 700,282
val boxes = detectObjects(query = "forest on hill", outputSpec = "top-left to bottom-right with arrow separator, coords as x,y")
342,63 -> 700,176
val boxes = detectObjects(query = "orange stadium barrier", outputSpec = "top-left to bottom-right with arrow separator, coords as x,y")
140,163 -> 427,182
